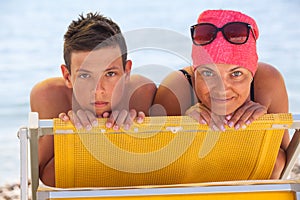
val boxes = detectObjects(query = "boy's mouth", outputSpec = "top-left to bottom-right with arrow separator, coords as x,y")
92,101 -> 109,108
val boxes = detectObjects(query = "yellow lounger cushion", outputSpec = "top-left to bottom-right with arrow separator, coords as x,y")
54,114 -> 292,188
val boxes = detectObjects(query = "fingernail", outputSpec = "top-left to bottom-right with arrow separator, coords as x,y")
137,117 -> 143,124
228,122 -> 234,128
246,120 -> 251,125
92,120 -> 98,127
86,125 -> 92,131
63,115 -> 68,121
212,125 -> 219,131
124,124 -> 130,130
106,122 -> 112,128
242,125 -> 247,129
113,125 -> 119,131
220,125 -> 225,132
235,124 -> 240,130
75,123 -> 82,129
201,119 -> 207,125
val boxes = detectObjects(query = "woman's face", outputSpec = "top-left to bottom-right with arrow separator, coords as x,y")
194,64 -> 253,115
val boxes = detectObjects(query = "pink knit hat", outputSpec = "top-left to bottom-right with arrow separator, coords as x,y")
192,10 -> 259,75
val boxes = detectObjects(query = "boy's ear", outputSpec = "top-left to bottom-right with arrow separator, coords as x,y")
124,60 -> 132,81
61,64 -> 73,88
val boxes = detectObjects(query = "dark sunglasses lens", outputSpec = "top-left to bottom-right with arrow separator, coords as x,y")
223,23 -> 249,44
193,24 -> 217,45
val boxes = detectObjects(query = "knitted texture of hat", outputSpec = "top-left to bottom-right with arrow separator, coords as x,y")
192,10 -> 259,75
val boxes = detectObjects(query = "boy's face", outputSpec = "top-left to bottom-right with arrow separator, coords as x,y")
62,46 -> 131,116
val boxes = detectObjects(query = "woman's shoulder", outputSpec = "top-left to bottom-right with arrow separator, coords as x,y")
256,62 -> 283,80
158,66 -> 194,86
254,62 -> 288,113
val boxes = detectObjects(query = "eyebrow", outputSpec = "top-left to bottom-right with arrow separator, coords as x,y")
201,66 -> 244,70
76,69 -> 91,73
104,66 -> 122,71
199,66 -> 216,71
229,66 -> 244,72
75,65 -> 122,73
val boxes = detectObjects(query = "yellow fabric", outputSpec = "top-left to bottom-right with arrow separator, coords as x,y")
54,114 -> 292,188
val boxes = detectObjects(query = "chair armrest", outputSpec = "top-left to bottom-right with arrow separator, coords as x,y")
281,130 -> 300,179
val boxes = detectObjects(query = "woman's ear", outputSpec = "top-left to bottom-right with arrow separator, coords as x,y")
61,64 -> 73,88
124,60 -> 132,82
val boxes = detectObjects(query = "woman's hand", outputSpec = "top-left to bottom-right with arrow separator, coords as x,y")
226,100 -> 267,129
59,109 -> 145,131
185,103 -> 226,131
185,101 -> 267,131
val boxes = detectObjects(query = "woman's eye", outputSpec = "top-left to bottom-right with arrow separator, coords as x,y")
232,71 -> 242,77
78,73 -> 91,79
202,71 -> 214,77
106,71 -> 116,77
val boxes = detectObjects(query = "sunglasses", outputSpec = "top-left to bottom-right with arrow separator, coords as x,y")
190,22 -> 257,46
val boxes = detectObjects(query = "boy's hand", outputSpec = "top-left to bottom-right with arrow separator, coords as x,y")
59,110 -> 99,130
225,100 -> 267,130
58,109 -> 145,131
106,109 -> 145,130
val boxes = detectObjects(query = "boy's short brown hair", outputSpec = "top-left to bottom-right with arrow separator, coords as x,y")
63,12 -> 127,73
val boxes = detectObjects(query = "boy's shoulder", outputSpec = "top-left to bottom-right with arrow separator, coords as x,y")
30,77 -> 70,97
128,74 -> 157,93
30,77 -> 72,118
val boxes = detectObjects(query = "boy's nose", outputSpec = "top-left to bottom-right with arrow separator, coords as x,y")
95,79 -> 105,93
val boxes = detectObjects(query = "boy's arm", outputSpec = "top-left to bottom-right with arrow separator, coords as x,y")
128,74 -> 157,116
152,70 -> 194,116
30,77 -> 72,186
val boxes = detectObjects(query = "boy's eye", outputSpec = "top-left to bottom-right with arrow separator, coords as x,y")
106,72 -> 116,77
78,73 -> 91,79
232,71 -> 243,77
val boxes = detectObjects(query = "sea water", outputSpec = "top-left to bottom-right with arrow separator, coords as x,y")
0,0 -> 299,185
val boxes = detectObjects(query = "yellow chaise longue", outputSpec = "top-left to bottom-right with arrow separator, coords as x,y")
18,112 -> 300,200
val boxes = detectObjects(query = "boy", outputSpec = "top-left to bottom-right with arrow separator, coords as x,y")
30,12 -> 156,186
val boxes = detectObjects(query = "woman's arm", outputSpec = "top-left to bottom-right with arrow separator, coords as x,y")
30,77 -> 72,186
254,62 -> 289,148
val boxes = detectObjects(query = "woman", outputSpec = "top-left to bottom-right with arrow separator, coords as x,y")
152,9 -> 289,179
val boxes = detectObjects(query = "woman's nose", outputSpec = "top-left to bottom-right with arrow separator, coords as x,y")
209,76 -> 231,92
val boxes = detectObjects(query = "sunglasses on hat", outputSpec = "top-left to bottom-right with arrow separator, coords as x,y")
190,22 -> 257,46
